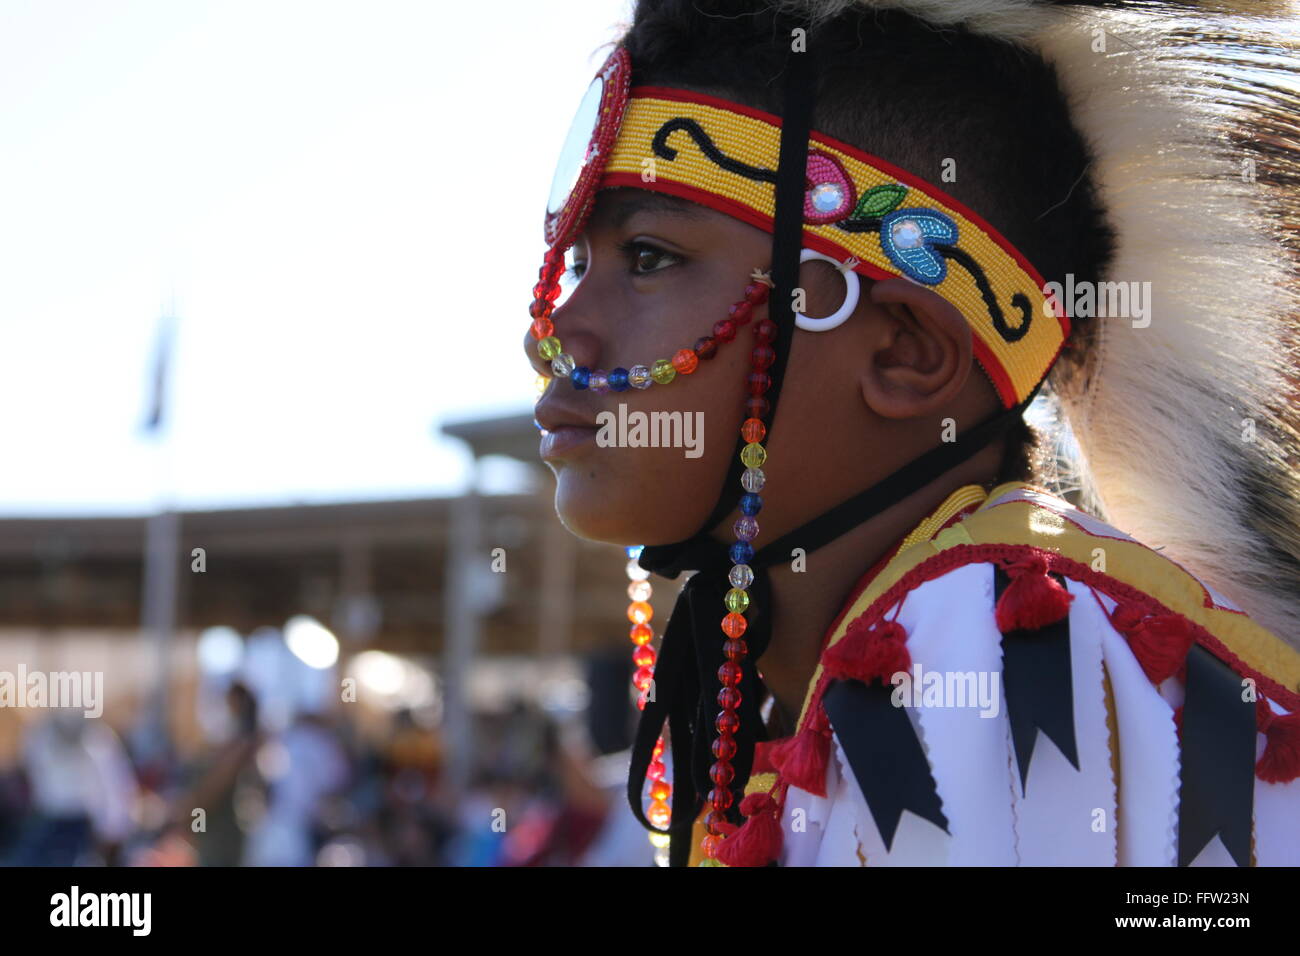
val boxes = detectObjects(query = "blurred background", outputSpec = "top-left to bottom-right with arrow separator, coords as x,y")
0,0 -> 667,866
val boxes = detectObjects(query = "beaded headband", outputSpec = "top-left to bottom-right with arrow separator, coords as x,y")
529,48 -> 1069,408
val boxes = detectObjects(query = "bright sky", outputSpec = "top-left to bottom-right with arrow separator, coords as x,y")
0,0 -> 630,515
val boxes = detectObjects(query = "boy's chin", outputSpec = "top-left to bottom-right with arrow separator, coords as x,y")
553,474 -> 708,547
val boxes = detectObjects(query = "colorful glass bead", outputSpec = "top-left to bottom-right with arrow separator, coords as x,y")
648,802 -> 672,829
721,612 -> 747,638
571,366 -> 590,390
710,762 -> 735,787
648,758 -> 666,780
739,493 -> 763,516
724,588 -> 749,613
728,300 -> 752,324
718,660 -> 743,687
538,336 -> 562,361
747,371 -> 771,395
709,787 -> 734,810
740,417 -> 765,443
729,541 -> 754,565
551,353 -> 575,377
728,564 -> 754,589
627,579 -> 652,602
751,345 -> 775,370
744,282 -> 770,305
740,442 -> 767,468
630,622 -> 653,645
723,638 -> 748,661
634,644 -> 656,668
716,711 -> 740,735
629,364 -> 652,389
712,319 -> 736,343
608,367 -> 630,391
741,467 -> 765,493
745,396 -> 770,419
671,349 -> 698,374
531,317 -> 554,340
712,734 -> 738,759
693,336 -> 717,360
718,686 -> 742,711
633,666 -> 654,692
753,318 -> 777,343
733,516 -> 759,541
529,299 -> 554,320
650,359 -> 676,385
627,558 -> 650,581
590,370 -> 609,394
628,601 -> 653,624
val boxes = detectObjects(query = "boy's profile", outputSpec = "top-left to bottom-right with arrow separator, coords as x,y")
525,0 -> 1300,866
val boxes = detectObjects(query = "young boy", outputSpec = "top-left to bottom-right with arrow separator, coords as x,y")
525,0 -> 1300,866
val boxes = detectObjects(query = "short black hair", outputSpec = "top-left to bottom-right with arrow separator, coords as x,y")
620,0 -> 1116,483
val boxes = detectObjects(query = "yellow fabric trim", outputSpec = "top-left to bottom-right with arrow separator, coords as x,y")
604,95 -> 1065,405
899,484 -> 988,551
1102,662 -> 1120,862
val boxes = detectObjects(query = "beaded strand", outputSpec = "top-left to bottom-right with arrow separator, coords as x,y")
529,249 -> 772,391
626,545 -> 673,866
700,272 -> 774,865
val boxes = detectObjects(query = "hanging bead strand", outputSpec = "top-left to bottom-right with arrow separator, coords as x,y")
626,545 -> 673,866
701,271 -> 773,865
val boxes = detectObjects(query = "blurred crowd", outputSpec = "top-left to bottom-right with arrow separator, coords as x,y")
0,628 -> 654,867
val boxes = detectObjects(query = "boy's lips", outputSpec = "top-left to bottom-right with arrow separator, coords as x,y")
535,398 -> 600,460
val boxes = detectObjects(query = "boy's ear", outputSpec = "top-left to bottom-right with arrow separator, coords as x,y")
858,277 -> 974,420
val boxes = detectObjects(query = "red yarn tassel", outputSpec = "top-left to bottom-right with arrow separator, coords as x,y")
1255,699 -> 1300,784
822,618 -> 909,685
715,792 -> 782,867
995,555 -> 1073,633
1111,606 -> 1194,685
768,718 -> 831,798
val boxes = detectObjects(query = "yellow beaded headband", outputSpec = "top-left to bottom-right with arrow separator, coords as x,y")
597,86 -> 1070,408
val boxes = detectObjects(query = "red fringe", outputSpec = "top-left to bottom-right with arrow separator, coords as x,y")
995,555 -> 1073,633
1110,605 -> 1195,685
768,708 -> 832,798
822,618 -> 909,685
1255,700 -> 1300,785
715,792 -> 782,867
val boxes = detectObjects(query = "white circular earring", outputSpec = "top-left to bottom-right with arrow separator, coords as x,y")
794,249 -> 861,332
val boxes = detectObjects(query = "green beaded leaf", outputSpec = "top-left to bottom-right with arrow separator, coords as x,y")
851,183 -> 907,220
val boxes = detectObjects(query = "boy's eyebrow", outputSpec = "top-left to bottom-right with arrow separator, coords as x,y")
602,190 -> 708,228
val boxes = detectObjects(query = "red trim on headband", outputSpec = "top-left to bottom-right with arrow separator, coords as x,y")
629,85 -> 1068,340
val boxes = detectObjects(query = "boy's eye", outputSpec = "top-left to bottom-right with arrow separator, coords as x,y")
626,241 -> 680,275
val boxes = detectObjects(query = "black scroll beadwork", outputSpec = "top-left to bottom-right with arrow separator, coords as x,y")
652,118 -> 778,183
651,116 -> 1033,345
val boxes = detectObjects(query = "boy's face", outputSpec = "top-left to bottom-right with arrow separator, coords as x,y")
527,188 -> 774,545
526,188 -> 993,549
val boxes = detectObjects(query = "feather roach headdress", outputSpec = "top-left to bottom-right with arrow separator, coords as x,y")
800,0 -> 1300,640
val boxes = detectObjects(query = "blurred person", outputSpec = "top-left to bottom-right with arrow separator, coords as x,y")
7,709 -> 138,866
159,681 -> 264,867
243,710 -> 349,867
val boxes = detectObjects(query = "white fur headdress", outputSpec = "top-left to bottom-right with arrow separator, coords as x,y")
784,0 -> 1300,644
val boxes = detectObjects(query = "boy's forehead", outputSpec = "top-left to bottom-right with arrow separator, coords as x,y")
589,188 -> 710,229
